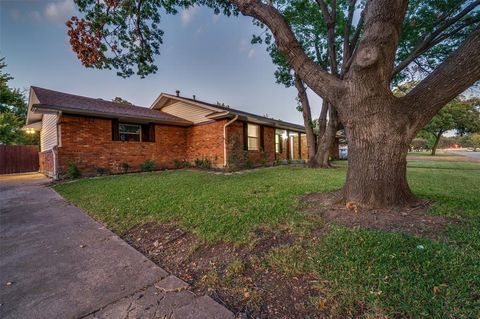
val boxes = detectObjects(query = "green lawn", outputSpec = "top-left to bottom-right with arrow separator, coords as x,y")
407,151 -> 463,157
54,161 -> 480,318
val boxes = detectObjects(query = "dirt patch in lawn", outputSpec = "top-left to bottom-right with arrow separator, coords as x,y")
301,191 -> 455,237
123,223 -> 326,319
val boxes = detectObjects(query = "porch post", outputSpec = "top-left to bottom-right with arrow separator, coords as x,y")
298,132 -> 301,160
286,130 -> 290,160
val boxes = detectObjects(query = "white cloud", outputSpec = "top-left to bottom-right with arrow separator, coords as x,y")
44,0 -> 75,23
248,48 -> 255,59
180,6 -> 199,27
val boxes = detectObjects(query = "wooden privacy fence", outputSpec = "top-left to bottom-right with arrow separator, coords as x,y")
0,145 -> 39,175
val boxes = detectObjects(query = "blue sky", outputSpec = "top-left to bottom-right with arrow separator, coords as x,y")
0,0 -> 322,125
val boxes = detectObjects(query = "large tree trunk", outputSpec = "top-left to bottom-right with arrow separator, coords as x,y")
343,121 -> 419,208
338,93 -> 422,208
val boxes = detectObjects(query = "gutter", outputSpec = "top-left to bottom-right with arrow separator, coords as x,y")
32,104 -> 192,127
223,115 -> 239,167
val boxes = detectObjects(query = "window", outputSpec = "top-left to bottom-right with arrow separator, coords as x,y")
275,134 -> 282,153
275,129 -> 285,153
119,123 -> 141,141
247,123 -> 260,151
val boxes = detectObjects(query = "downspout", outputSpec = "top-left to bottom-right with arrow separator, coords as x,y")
223,115 -> 239,167
53,111 -> 62,180
52,146 -> 58,180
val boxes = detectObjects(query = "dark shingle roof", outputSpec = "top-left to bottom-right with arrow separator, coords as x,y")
32,87 -> 192,126
161,94 -> 305,132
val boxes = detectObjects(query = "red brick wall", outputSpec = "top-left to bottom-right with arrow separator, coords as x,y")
39,150 -> 54,176
57,114 -> 187,176
301,135 -> 309,160
56,114 -> 306,176
186,120 -> 226,167
225,121 -> 276,168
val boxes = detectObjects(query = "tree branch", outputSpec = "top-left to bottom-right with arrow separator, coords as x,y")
342,0 -> 356,65
392,0 -> 480,77
403,28 -> 480,129
231,0 -> 343,102
347,0 -> 408,86
318,0 -> 338,75
294,73 -> 317,156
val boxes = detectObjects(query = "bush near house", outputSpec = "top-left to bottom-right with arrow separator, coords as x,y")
67,162 -> 81,178
140,160 -> 156,172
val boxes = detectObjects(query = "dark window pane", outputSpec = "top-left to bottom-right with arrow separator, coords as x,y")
120,133 -> 140,142
119,124 -> 141,134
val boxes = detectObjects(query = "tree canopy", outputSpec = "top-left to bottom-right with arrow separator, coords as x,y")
112,96 -> 133,105
0,58 -> 38,145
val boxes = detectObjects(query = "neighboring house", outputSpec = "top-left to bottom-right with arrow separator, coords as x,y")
24,87 -> 307,178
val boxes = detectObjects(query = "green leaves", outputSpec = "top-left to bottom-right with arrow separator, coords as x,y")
0,58 -> 38,145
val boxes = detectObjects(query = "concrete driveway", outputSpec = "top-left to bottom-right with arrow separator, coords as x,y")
0,173 -> 233,319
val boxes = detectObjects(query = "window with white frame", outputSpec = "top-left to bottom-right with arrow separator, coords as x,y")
119,123 -> 141,141
247,123 -> 260,151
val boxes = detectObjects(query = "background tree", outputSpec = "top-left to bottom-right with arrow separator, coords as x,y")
470,133 -> 480,151
0,58 -> 38,145
410,138 -> 429,152
462,133 -> 480,151
112,96 -> 133,105
421,97 -> 480,155
66,0 -> 480,208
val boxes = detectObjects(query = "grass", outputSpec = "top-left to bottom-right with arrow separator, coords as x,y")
54,167 -> 344,242
54,161 -> 480,318
407,151 -> 463,157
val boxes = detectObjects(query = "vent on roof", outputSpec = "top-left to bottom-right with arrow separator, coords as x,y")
193,95 -> 196,100
176,90 -> 180,97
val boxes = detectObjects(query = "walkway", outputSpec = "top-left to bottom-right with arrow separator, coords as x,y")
0,173 -> 233,319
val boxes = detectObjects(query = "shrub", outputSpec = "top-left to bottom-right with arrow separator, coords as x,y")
245,159 -> 254,169
260,148 -> 268,166
96,167 -> 111,175
173,159 -> 182,169
119,162 -> 130,173
140,160 -> 156,172
67,162 -> 81,179
226,134 -> 245,171
194,158 -> 212,169
182,160 -> 192,168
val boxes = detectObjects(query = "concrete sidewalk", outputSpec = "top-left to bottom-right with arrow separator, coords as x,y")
0,173 -> 233,319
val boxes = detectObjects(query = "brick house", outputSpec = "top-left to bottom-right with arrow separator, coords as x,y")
24,87 -> 308,179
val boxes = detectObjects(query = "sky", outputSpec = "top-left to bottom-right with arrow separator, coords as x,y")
0,0 -> 323,125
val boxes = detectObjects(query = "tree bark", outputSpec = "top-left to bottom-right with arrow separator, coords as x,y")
341,102 -> 419,208
311,103 -> 339,168
294,74 -> 317,163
